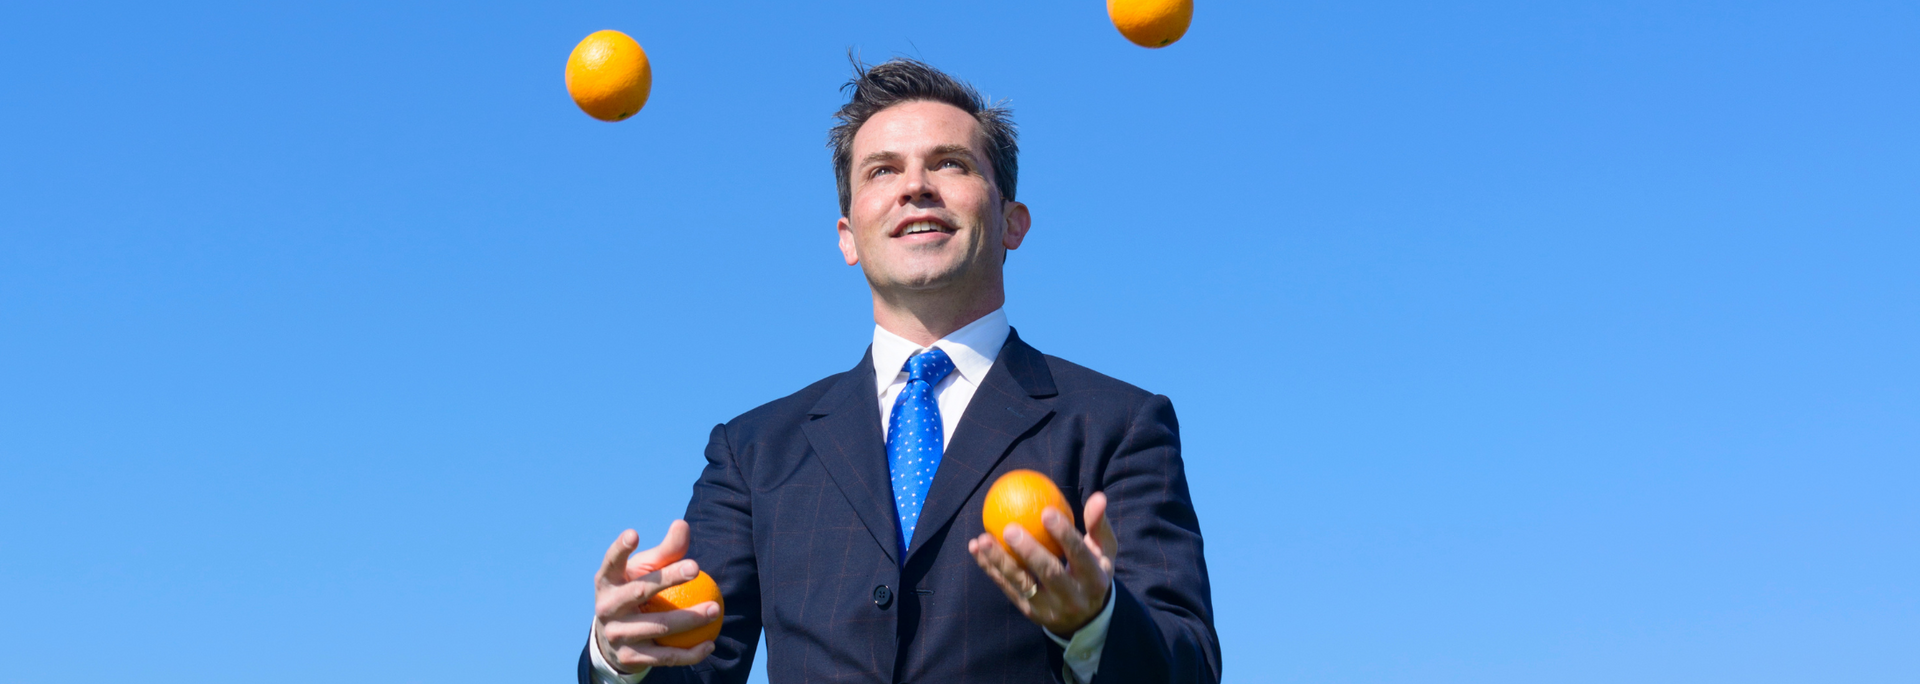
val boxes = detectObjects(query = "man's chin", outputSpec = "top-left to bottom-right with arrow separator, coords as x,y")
868,268 -> 965,295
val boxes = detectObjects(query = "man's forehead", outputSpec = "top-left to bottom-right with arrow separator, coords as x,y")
851,100 -> 985,159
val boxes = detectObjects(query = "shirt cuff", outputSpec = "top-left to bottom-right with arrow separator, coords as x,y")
1043,586 -> 1115,684
589,620 -> 651,684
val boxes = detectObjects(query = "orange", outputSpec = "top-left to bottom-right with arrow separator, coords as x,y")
982,469 -> 1075,557
565,30 -> 652,122
640,570 -> 724,649
1107,0 -> 1193,48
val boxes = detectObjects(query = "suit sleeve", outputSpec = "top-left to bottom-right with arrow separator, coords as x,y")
1091,395 -> 1222,684
579,424 -> 764,684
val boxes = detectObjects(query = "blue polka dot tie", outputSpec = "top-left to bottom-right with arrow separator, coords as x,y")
887,348 -> 956,560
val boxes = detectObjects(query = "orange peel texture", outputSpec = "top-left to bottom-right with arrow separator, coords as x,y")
982,469 -> 1075,558
566,30 -> 652,121
1108,0 -> 1194,48
640,570 -> 724,649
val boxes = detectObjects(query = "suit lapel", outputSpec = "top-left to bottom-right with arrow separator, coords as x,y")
905,329 -> 1058,562
801,347 -> 903,565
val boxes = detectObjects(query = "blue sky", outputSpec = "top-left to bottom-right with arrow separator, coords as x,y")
2,1 -> 1916,682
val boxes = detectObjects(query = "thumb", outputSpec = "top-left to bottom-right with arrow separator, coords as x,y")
628,519 -> 692,579
1085,492 -> 1119,561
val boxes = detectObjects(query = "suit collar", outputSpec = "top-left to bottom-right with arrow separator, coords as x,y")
995,328 -> 1057,399
802,347 -> 904,564
802,330 -> 1058,566
905,329 -> 1055,561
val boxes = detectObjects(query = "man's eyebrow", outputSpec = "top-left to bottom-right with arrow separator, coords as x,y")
930,144 -> 979,158
858,151 -> 902,167
857,145 -> 978,169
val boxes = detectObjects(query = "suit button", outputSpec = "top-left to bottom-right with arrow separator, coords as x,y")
872,585 -> 893,609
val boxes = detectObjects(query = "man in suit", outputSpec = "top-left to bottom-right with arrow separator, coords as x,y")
581,58 -> 1220,684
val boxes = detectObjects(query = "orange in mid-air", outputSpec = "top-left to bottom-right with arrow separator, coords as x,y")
565,30 -> 652,122
1107,0 -> 1194,48
983,469 -> 1075,557
641,570 -> 724,649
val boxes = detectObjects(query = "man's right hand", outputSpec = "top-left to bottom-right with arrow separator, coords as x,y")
593,521 -> 721,673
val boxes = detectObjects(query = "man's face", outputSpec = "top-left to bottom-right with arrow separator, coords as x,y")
837,100 -> 1029,297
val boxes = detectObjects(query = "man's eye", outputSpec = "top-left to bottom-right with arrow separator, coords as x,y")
871,167 -> 895,178
939,160 -> 965,170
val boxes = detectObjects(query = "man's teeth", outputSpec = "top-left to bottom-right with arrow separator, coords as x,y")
902,221 -> 945,235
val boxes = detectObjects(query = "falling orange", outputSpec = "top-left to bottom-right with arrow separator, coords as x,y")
982,469 -> 1075,557
565,30 -> 651,122
1108,0 -> 1193,48
640,570 -> 724,649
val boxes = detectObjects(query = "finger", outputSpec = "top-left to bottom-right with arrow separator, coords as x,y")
968,534 -> 1033,598
1003,527 -> 1072,626
601,602 -> 723,645
1085,492 -> 1119,561
1044,508 -> 1105,586
969,534 -> 1036,609
635,557 -> 701,590
627,520 -> 691,581
972,533 -> 1038,586
1003,523 -> 1069,591
598,558 -> 702,620
597,529 -> 640,587
611,640 -> 717,671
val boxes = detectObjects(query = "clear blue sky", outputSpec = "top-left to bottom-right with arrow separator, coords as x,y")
2,1 -> 1915,682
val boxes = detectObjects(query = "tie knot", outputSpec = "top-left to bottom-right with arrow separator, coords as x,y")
905,348 -> 956,385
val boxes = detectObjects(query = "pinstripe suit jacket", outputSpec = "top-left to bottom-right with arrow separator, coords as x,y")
579,330 -> 1220,684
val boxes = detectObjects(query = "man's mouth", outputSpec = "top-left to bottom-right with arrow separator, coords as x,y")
893,219 -> 957,238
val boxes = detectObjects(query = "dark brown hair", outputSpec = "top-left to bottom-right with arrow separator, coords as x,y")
829,57 -> 1018,217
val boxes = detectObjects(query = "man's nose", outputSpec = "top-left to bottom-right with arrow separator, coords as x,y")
900,163 -> 938,204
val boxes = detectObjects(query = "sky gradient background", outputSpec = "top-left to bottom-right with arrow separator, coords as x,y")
2,1 -> 1916,682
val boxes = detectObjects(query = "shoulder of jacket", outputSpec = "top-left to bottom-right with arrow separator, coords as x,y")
1039,353 -> 1158,402
719,370 -> 847,436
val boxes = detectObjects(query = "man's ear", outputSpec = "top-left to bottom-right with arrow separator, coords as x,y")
1002,201 -> 1031,251
837,216 -> 860,266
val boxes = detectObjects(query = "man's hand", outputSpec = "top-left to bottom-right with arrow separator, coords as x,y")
593,521 -> 721,673
967,491 -> 1120,637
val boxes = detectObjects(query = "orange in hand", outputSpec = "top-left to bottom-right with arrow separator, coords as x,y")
983,469 -> 1075,557
641,570 -> 724,649
1107,0 -> 1193,49
565,30 -> 652,122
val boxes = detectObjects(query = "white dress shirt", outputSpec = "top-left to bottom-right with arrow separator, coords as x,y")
591,309 -> 1114,684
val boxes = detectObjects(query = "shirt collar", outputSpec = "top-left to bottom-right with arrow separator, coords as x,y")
871,308 -> 1011,395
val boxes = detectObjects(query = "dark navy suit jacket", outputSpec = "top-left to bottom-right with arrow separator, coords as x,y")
580,330 -> 1220,684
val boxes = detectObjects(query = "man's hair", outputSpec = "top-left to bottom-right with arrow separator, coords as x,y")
829,57 -> 1018,217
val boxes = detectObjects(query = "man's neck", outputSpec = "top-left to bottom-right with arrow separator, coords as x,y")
871,289 -> 1004,347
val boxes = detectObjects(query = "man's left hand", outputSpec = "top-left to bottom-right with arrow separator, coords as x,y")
967,491 -> 1120,637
